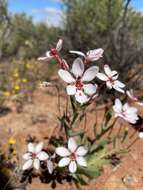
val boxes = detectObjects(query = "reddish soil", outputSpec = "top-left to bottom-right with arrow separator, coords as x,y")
0,89 -> 143,190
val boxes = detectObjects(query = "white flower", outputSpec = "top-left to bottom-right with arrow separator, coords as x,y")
22,142 -> 49,170
56,137 -> 88,173
138,132 -> 143,139
126,89 -> 143,106
70,48 -> 104,62
96,65 -> 125,93
113,99 -> 139,124
38,39 -> 63,61
58,58 -> 99,104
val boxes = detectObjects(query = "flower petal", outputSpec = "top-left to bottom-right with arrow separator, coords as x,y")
58,69 -> 75,83
35,142 -> 44,154
76,146 -> 88,156
75,90 -> 89,104
111,70 -> 118,76
46,51 -> 53,58
104,65 -> 112,77
138,132 -> 143,139
83,84 -> 97,95
112,74 -> 119,80
126,117 -> 138,124
23,153 -> 31,160
106,81 -> 113,89
33,158 -> 40,170
38,56 -> 51,61
58,157 -> 70,167
56,147 -> 70,157
69,50 -> 85,57
137,102 -> 143,106
96,73 -> 108,81
125,113 -> 139,121
113,99 -> 122,113
113,86 -> 125,93
76,156 -> 87,167
56,39 -> 63,51
123,103 -> 129,111
126,89 -> 137,100
114,80 -> 125,88
28,143 -> 35,153
86,48 -> 104,61
72,58 -> 84,78
124,106 -> 138,114
66,85 -> 76,95
62,59 -> 69,70
22,159 -> 33,170
69,161 -> 77,173
37,151 -> 49,161
81,66 -> 99,82
47,160 -> 54,174
68,137 -> 77,153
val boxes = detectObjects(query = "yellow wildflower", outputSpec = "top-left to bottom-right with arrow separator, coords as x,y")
22,78 -> 27,83
13,72 -> 19,78
12,149 -> 17,156
8,137 -> 16,145
14,85 -> 20,91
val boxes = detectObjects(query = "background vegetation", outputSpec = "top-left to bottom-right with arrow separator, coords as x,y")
0,0 -> 143,100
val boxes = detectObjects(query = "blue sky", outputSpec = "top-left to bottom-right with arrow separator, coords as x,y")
8,0 -> 64,26
8,0 -> 143,27
8,0 -> 63,14
131,0 -> 143,10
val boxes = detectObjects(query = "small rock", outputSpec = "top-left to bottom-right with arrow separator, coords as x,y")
122,175 -> 138,187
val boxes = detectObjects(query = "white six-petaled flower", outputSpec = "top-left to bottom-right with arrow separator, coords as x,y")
56,137 -> 87,173
70,48 -> 104,62
113,99 -> 139,124
58,58 -> 99,104
126,89 -> 143,106
22,142 -> 49,170
96,65 -> 125,93
38,39 -> 63,61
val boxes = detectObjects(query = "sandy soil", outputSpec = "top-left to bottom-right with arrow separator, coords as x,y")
0,89 -> 143,190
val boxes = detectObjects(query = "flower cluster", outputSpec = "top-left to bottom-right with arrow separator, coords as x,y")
22,138 -> 87,174
27,39 -> 143,187
38,39 -> 142,127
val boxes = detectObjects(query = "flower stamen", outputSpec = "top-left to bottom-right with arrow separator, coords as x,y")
70,153 -> 76,161
32,153 -> 37,159
75,79 -> 83,90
